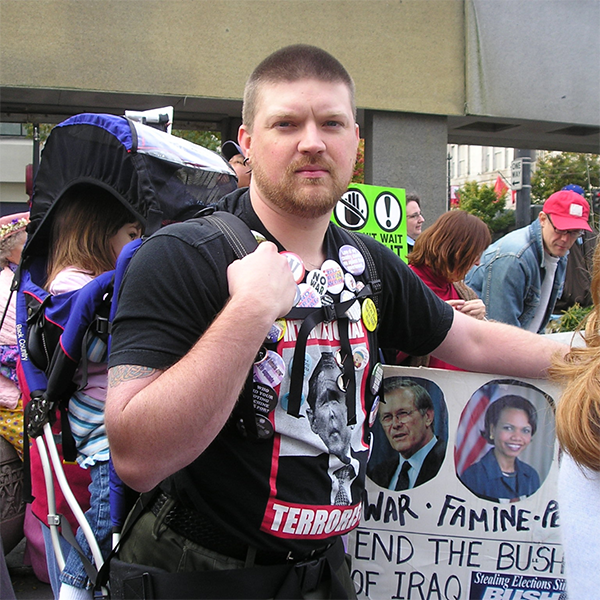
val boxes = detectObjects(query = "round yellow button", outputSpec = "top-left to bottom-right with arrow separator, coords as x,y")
361,298 -> 378,331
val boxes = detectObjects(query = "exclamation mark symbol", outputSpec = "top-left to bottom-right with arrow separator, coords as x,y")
384,195 -> 392,228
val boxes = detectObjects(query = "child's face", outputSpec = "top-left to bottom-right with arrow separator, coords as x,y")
111,222 -> 142,263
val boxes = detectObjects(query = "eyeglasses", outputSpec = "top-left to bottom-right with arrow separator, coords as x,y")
380,409 -> 417,425
229,158 -> 252,174
546,214 -> 583,239
407,212 -> 423,220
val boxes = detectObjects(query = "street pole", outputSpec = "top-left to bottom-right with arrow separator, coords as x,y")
32,123 -> 40,178
447,151 -> 452,211
515,149 -> 534,227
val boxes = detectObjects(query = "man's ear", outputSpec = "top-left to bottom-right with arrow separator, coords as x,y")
425,409 -> 434,428
239,125 -> 251,160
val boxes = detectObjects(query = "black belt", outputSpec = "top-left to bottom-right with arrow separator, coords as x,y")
149,492 -> 334,567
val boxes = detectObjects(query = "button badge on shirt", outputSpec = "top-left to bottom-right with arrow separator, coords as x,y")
361,297 -> 378,331
339,244 -> 365,276
321,260 -> 345,295
281,251 -> 306,284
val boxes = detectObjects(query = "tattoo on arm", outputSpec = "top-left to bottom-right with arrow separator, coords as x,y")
109,365 -> 159,387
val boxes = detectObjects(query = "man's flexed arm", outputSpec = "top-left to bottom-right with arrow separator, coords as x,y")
105,242 -> 297,492
432,309 -> 568,378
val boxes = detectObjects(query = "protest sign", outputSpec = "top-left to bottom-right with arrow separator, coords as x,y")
350,366 -> 565,600
334,184 -> 407,262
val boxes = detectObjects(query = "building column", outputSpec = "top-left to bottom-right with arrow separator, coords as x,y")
363,111 -> 449,225
220,117 -> 242,146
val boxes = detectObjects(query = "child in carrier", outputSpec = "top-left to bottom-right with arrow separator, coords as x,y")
46,185 -> 142,600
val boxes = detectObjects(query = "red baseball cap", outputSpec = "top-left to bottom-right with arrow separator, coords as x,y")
543,190 -> 592,232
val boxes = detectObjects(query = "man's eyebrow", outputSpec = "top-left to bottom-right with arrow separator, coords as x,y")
266,109 -> 351,122
266,111 -> 296,121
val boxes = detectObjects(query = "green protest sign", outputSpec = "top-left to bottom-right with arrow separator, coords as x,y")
333,183 -> 407,263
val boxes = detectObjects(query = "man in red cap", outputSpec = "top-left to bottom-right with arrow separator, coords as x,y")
466,189 -> 592,332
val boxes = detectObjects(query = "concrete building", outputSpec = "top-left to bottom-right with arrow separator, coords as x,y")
449,145 -> 515,192
1,0 -> 598,224
0,124 -> 32,215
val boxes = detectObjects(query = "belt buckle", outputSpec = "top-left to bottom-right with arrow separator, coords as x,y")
322,304 -> 336,323
294,552 -> 326,594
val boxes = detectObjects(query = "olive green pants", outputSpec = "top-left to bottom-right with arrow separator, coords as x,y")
115,507 -> 357,599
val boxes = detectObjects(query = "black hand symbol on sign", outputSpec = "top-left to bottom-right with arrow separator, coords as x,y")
344,191 -> 363,226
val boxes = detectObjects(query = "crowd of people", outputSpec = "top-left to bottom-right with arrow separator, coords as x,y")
1,43 -> 598,600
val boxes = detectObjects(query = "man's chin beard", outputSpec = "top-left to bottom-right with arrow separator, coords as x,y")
252,163 -> 350,219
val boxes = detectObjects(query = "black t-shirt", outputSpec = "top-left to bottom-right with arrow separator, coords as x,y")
110,189 -> 453,555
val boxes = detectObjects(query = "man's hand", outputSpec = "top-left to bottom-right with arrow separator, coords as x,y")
227,241 -> 297,321
108,241 -> 298,492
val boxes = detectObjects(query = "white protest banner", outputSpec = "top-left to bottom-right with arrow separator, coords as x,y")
349,366 -> 565,600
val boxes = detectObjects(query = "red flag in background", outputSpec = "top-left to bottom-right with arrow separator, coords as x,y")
494,175 -> 509,200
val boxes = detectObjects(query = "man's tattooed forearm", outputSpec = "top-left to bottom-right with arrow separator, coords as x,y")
109,365 -> 158,387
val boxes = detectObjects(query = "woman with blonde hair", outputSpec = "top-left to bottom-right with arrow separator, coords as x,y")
550,239 -> 600,599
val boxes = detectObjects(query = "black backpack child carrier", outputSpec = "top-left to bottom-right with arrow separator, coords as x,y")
15,113 -> 238,586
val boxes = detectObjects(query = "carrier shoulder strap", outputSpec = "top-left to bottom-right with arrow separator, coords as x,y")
199,209 -> 259,259
344,229 -> 382,309
195,211 -> 383,437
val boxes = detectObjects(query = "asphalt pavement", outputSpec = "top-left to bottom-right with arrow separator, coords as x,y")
4,537 -> 53,600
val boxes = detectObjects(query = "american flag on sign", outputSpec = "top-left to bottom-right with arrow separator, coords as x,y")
454,383 -> 495,476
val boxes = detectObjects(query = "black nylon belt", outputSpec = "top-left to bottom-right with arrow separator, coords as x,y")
149,492 -> 332,566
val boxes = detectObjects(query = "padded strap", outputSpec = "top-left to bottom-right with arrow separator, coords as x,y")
345,230 -> 382,308
202,211 -> 258,259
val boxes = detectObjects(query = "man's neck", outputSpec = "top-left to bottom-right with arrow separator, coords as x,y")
249,187 -> 332,269
400,433 -> 436,462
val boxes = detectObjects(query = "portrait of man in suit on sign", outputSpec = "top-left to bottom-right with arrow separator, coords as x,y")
368,377 -> 447,490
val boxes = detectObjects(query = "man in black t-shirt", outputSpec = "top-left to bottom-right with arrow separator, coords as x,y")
105,44 -> 567,599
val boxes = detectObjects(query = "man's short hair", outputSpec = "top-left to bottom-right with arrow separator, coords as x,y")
307,352 -> 343,411
242,44 -> 356,131
383,377 -> 433,414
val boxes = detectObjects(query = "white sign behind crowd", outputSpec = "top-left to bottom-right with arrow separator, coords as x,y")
349,366 -> 566,600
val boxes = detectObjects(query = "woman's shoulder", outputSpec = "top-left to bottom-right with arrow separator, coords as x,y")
48,267 -> 94,295
516,457 -> 540,480
462,449 -> 496,479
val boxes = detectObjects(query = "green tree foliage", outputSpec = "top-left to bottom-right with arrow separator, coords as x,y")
531,152 -> 600,204
352,139 -> 365,183
172,129 -> 221,152
457,181 -> 515,233
24,123 -> 54,144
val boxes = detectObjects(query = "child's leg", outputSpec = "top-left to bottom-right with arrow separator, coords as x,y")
59,461 -> 112,591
